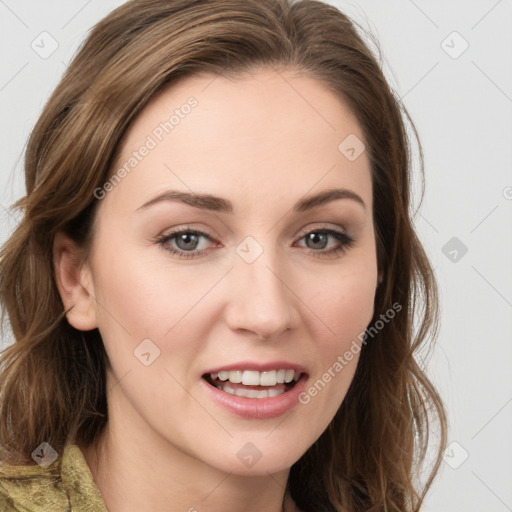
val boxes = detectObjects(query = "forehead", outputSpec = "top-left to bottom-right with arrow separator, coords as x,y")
100,67 -> 372,217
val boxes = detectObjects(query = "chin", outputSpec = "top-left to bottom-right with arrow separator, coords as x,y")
196,431 -> 313,477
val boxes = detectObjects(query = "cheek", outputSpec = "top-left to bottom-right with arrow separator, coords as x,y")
91,245 -> 222,371
316,280 -> 374,383
297,262 -> 376,416
313,263 -> 377,344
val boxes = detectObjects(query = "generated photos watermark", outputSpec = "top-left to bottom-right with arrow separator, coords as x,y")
94,96 -> 198,200
298,301 -> 402,404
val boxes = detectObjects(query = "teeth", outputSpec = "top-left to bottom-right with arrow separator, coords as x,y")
223,384 -> 235,395
260,370 -> 277,386
229,370 -> 243,383
210,369 -> 301,386
215,383 -> 286,398
242,370 -> 260,386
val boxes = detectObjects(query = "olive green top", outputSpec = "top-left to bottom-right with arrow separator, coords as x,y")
0,445 -> 108,512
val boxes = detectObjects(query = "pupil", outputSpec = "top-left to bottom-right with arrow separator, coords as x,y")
307,232 -> 327,250
177,233 -> 198,250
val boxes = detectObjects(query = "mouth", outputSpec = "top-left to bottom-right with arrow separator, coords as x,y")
202,369 -> 303,399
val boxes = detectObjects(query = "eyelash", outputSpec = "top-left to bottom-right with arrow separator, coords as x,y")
155,227 -> 355,260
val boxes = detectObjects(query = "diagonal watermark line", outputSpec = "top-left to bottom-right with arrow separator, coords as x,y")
63,267 -> 133,336
0,0 -> 29,28
472,396 -> 512,439
163,163 -> 233,234
265,410 -> 293,438
200,70 -> 223,93
163,267 -> 234,337
164,163 -> 192,190
266,470 -> 286,490
419,212 -> 439,234
265,265 -> 336,335
163,368 -> 234,438
91,295 -> 133,336
108,369 -> 132,393
60,60 -> 117,119
0,62 -> 29,92
400,62 -> 439,101
471,265 -> 512,308
470,204 -> 499,233
266,164 -> 336,234
272,65 -> 335,130
61,0 -> 92,29
472,0 -> 504,29
201,471 -> 232,502
472,61 -> 512,104
407,0 -> 439,29
471,471 -> 512,511
0,203 -> 19,222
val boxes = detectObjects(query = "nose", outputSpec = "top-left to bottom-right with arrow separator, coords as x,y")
224,252 -> 300,340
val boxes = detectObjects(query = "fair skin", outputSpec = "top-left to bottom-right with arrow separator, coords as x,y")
54,67 -> 378,512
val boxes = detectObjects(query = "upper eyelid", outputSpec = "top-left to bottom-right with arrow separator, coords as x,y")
162,226 -> 350,246
164,221 -> 350,236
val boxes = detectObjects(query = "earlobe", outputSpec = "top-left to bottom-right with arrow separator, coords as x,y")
53,231 -> 98,331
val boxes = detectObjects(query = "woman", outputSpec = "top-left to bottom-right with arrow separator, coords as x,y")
0,0 -> 446,510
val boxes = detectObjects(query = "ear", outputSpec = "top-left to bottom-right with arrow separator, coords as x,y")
53,231 -> 98,331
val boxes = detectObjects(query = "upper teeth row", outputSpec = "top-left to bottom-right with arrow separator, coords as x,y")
210,369 -> 299,386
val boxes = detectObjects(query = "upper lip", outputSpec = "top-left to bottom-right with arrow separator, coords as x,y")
203,361 -> 307,375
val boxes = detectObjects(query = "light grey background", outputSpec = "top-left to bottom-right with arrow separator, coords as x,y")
1,1 -> 511,510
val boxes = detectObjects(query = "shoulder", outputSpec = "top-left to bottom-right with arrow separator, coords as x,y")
0,483 -> 20,512
0,451 -> 66,512
0,444 -> 108,512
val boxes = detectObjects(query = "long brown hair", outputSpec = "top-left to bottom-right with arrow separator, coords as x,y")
0,0 -> 446,510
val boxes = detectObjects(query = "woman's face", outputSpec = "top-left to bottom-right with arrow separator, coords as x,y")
80,67 -> 377,475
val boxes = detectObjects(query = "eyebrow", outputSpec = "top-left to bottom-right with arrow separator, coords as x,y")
137,187 -> 366,213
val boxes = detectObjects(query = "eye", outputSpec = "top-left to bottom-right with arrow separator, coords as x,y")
295,228 -> 355,258
156,228 -> 217,259
156,228 -> 355,259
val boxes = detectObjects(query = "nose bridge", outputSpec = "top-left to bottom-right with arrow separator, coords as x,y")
226,238 -> 299,338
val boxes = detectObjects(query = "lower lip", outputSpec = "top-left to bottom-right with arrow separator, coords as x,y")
200,374 -> 308,419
